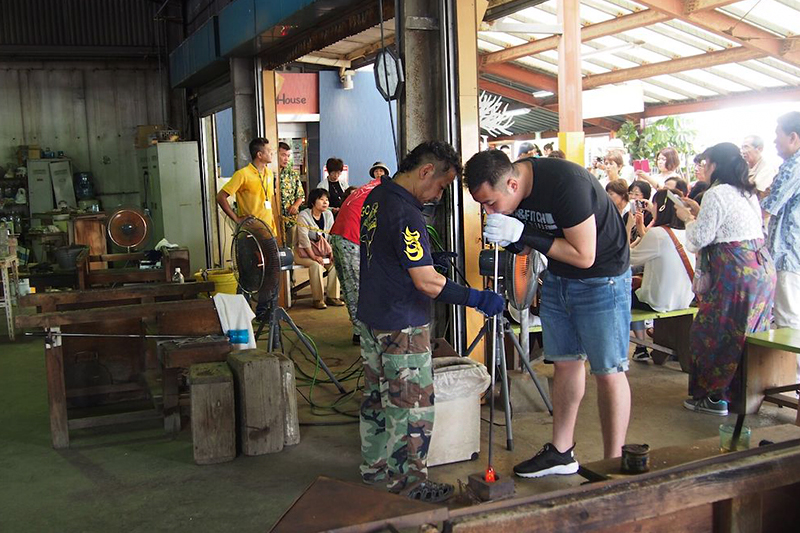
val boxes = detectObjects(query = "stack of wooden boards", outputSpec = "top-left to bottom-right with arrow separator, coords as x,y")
167,345 -> 299,465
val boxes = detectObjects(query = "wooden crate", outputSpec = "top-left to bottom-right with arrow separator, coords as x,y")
228,350 -> 284,455
189,363 -> 235,465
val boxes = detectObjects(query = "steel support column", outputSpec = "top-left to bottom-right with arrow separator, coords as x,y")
398,0 -> 482,351
397,0 -> 447,154
230,57 -> 258,170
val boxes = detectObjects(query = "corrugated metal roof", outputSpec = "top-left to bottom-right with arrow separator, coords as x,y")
0,0 -> 159,49
478,0 -> 800,108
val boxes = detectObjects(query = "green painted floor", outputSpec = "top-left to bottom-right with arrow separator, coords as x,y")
1,300 -> 796,532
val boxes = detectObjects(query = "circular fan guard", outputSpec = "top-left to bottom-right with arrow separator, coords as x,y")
231,217 -> 281,297
107,207 -> 151,250
504,250 -> 546,311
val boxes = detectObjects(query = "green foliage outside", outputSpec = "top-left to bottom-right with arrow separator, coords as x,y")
616,116 -> 698,179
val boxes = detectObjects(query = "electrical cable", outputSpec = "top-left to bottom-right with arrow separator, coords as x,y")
378,0 -> 400,167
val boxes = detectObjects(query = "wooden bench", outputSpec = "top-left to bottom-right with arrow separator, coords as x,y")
629,307 -> 697,371
511,307 -> 698,372
733,328 -> 800,415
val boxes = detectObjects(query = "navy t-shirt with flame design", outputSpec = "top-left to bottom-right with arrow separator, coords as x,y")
357,177 -> 434,330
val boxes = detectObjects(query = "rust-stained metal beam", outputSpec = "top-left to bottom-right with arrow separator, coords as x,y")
684,0 -> 740,12
481,61 -> 559,92
636,0 -> 800,68
482,9 -> 670,65
582,46 -> 765,90
478,79 -> 620,131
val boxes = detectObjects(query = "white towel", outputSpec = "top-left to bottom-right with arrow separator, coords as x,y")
213,293 -> 257,350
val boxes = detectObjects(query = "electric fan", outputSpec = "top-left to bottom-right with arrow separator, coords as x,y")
231,217 -> 282,298
107,207 -> 151,252
230,217 -> 345,393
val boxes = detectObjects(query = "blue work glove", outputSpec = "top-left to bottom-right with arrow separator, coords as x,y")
483,213 -> 524,247
467,289 -> 505,317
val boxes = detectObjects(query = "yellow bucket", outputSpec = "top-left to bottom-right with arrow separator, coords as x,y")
194,268 -> 238,296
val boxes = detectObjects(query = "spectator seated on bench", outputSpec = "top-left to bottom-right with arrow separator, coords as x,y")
629,188 -> 695,363
293,188 -> 343,310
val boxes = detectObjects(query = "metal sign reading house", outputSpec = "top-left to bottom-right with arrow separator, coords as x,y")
275,73 -> 319,116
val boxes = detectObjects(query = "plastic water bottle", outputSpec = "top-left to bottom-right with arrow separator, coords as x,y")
172,267 -> 185,284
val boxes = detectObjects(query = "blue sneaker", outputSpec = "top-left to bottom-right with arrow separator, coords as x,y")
683,397 -> 728,416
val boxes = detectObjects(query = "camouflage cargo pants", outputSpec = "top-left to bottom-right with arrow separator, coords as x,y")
359,324 -> 435,495
330,234 -> 363,336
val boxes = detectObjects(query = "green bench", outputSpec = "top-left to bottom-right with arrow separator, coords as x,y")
511,307 -> 698,372
735,328 -> 800,415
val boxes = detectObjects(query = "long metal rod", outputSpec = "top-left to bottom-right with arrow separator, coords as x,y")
26,332 -> 189,339
488,245 -> 500,471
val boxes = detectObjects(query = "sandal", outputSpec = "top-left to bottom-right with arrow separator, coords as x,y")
406,480 -> 454,503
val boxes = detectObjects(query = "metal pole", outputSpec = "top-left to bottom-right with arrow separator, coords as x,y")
488,244 -> 500,470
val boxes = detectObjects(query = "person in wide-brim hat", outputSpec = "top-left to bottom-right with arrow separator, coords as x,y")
369,161 -> 391,179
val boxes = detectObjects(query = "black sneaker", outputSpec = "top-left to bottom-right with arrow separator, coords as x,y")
683,397 -> 728,416
632,346 -> 651,362
513,443 -> 579,478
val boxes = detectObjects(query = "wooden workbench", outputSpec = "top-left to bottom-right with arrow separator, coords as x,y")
16,282 -> 222,449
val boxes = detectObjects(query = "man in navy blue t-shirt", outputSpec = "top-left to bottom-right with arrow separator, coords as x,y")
357,141 -> 503,503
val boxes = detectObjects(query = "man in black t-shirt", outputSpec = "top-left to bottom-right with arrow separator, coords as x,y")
356,142 -> 504,503
465,150 -> 632,478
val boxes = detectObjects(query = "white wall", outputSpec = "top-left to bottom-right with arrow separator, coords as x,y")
0,61 -> 165,210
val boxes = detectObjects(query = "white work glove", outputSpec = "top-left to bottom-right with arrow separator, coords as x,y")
483,213 -> 524,247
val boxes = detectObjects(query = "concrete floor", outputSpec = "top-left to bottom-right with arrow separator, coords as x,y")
1,297 -> 797,532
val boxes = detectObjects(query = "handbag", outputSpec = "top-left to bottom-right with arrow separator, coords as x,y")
691,249 -> 712,295
296,233 -> 332,260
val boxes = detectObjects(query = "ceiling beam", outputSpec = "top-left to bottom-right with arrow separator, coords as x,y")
489,125 -> 609,141
483,9 -> 670,65
635,0 -> 800,68
484,0 -> 548,22
344,34 -> 395,61
641,86 -> 800,118
481,62 -> 558,92
582,46 -> 765,90
479,79 -> 621,131
684,0 -> 739,13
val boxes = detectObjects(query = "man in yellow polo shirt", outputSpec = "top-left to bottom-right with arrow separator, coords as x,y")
216,137 -> 278,235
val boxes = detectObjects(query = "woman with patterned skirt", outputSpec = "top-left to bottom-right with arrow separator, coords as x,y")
675,142 -> 776,416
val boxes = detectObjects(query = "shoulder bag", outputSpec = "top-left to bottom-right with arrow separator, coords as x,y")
662,227 -> 696,283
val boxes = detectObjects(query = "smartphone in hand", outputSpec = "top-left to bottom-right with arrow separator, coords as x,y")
665,189 -> 685,207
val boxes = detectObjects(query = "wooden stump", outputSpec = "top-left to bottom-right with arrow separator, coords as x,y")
189,363 -> 235,465
227,350 -> 284,455
278,354 -> 300,446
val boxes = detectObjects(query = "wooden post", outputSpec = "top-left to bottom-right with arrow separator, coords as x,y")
227,350 -> 285,455
457,0 -> 490,362
557,0 -> 585,164
278,354 -> 300,446
190,363 -> 236,465
45,328 -> 69,449
162,367 -> 181,433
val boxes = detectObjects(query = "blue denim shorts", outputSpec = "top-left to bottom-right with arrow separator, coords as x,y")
540,270 -> 632,375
